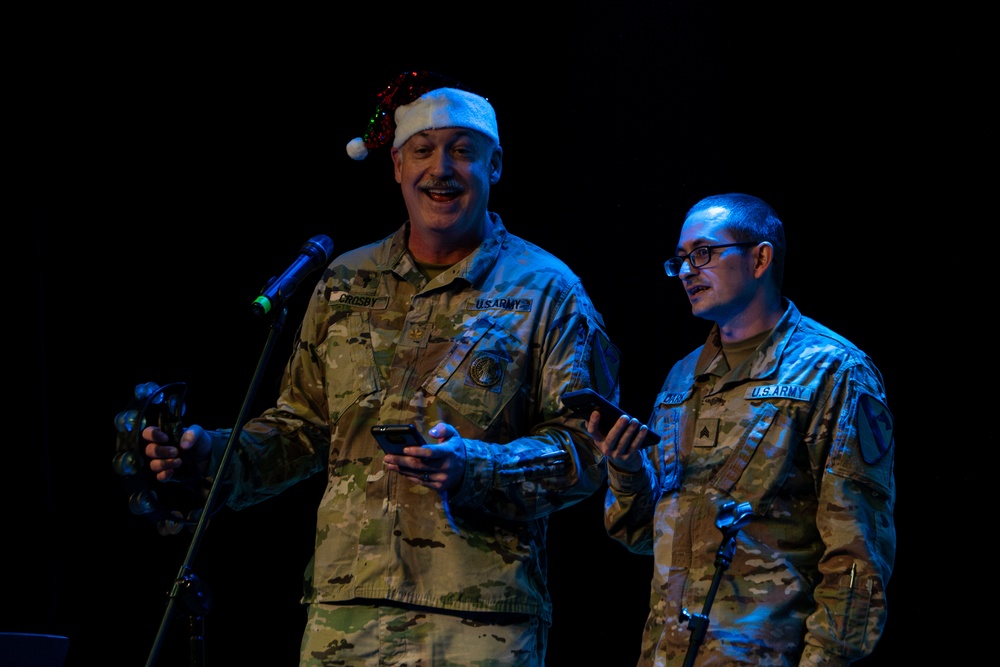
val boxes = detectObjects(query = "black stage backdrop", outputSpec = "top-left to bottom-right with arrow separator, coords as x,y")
13,3 -> 984,666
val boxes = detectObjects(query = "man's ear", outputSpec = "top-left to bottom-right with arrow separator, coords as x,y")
489,147 -> 503,184
391,147 -> 403,184
753,242 -> 773,278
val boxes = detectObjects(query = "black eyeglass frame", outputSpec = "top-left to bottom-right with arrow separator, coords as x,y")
663,242 -> 758,277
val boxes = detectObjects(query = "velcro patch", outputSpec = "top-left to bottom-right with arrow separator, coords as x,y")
467,296 -> 532,312
660,392 -> 687,406
591,330 -> 621,399
744,384 -> 813,401
857,394 -> 893,465
328,290 -> 389,310
694,418 -> 719,447
464,352 -> 505,392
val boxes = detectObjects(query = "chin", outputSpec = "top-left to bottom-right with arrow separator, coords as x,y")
689,300 -> 712,318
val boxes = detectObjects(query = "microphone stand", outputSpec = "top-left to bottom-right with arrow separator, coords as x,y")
679,500 -> 753,667
145,306 -> 289,667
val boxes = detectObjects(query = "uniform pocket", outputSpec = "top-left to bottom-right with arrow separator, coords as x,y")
425,315 -> 527,432
713,403 -> 802,514
650,404 -> 683,493
317,310 -> 380,424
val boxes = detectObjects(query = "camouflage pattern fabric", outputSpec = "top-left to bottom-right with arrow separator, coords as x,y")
203,214 -> 620,661
299,601 -> 545,666
605,300 -> 895,666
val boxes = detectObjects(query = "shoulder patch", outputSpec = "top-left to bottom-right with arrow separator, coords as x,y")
857,394 -> 893,465
591,330 -> 621,398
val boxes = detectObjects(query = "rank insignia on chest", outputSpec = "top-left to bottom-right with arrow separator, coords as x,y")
694,418 -> 719,447
400,320 -> 432,347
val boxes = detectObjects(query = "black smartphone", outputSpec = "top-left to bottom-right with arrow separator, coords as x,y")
561,388 -> 661,446
371,424 -> 427,455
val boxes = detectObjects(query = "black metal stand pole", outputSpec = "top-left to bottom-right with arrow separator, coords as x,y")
145,307 -> 288,667
680,500 -> 753,667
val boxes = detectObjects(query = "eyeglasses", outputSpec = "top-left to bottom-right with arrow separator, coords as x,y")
663,242 -> 758,277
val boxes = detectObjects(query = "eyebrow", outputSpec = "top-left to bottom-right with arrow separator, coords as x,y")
675,239 -> 718,253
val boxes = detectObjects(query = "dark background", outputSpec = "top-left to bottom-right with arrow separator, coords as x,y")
12,3 -> 984,666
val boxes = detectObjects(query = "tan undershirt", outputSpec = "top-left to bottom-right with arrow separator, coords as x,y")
721,328 -> 771,369
417,261 -> 452,281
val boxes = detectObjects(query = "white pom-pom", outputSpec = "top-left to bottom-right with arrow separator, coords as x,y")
346,137 -> 369,160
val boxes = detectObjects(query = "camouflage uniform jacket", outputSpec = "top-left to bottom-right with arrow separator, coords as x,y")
208,213 -> 620,623
605,299 -> 895,666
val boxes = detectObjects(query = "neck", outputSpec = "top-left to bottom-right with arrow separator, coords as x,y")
407,216 -> 489,265
717,293 -> 784,344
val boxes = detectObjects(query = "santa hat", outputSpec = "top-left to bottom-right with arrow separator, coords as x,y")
346,70 -> 499,160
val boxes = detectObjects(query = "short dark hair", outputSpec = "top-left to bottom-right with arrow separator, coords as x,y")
686,193 -> 786,290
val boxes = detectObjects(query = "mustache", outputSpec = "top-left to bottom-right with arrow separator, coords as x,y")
418,178 -> 463,191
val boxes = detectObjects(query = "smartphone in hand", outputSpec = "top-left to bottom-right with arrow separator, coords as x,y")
371,424 -> 427,455
561,388 -> 661,446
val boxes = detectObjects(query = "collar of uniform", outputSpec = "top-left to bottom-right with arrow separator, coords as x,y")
379,213 -> 509,288
458,212 -> 507,287
693,298 -> 799,380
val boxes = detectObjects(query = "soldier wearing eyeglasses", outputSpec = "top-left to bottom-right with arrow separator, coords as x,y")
586,192 -> 896,666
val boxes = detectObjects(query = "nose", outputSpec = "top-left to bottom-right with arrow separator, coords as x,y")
428,150 -> 455,177
677,257 -> 697,277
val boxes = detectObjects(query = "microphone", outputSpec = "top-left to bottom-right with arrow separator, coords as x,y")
250,234 -> 334,318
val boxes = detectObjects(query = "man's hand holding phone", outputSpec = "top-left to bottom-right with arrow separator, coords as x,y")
561,388 -> 661,446
371,424 -> 426,455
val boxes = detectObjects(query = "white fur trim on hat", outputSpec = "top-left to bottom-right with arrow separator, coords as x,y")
392,88 -> 499,149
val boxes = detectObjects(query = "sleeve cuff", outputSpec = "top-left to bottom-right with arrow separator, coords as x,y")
799,643 -> 852,666
606,460 -> 653,495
